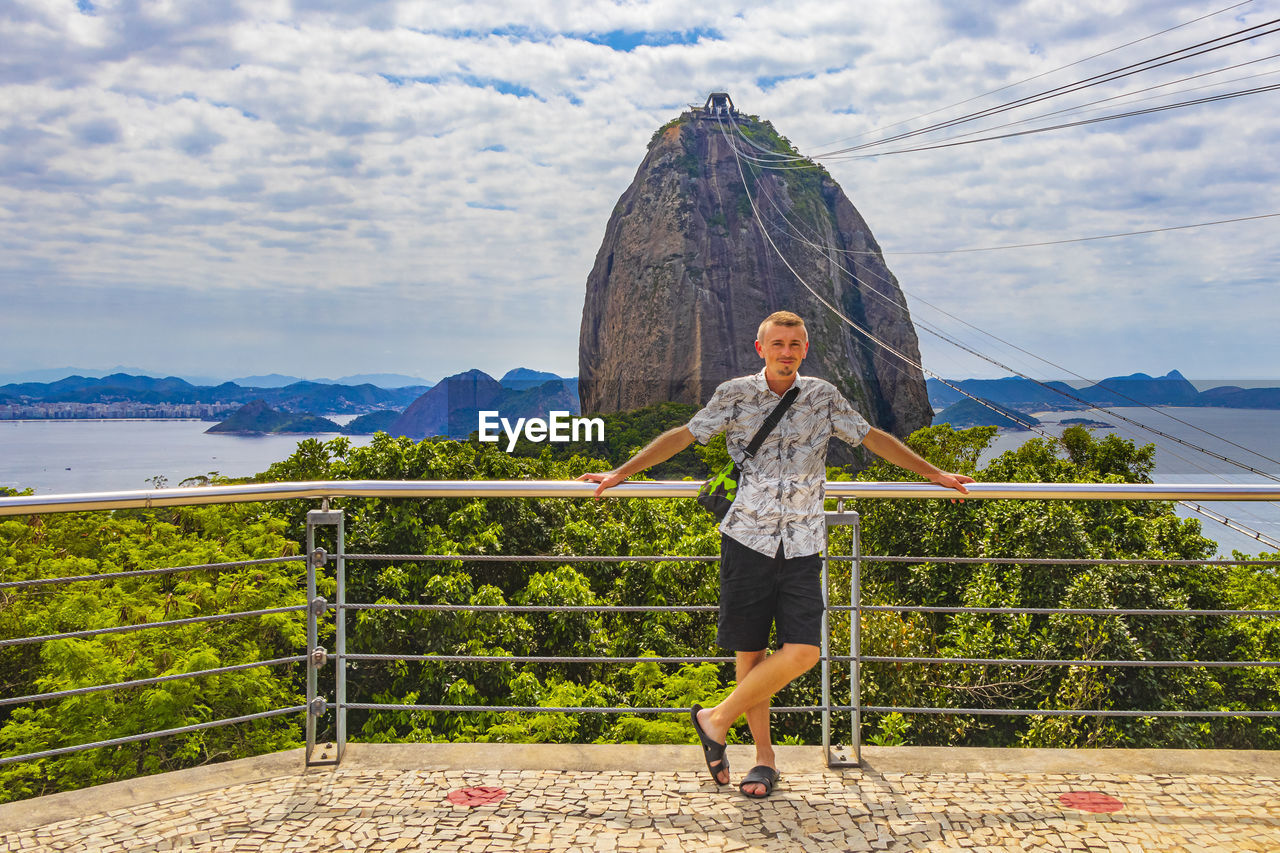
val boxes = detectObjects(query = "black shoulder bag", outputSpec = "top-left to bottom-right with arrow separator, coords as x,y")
696,386 -> 799,521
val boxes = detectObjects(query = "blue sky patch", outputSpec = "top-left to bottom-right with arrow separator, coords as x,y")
379,74 -> 431,87
757,72 -> 816,91
462,76 -> 538,99
441,25 -> 721,52
578,27 -> 721,51
466,201 -> 516,212
211,101 -> 258,121
380,73 -> 539,99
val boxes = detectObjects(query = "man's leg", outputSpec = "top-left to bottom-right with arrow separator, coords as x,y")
735,649 -> 774,797
694,642 -> 821,785
702,536 -> 774,784
734,547 -> 824,795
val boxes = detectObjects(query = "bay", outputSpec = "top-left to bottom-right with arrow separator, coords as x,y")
980,407 -> 1280,556
0,418 -> 373,495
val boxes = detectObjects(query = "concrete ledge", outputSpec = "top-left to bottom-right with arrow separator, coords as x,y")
0,748 -> 305,834
4,743 -> 1279,833
336,741 -> 1280,777
855,745 -> 1280,776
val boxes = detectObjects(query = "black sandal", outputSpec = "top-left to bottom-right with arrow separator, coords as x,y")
690,704 -> 729,785
739,764 -> 780,799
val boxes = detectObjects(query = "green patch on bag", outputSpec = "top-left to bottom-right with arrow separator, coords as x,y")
697,461 -> 740,521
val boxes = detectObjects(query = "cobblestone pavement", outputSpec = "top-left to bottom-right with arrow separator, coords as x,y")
5,754 -> 1280,853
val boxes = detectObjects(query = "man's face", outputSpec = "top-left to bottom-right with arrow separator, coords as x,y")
755,322 -> 809,380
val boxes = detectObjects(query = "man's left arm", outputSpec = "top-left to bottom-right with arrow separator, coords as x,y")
861,427 -> 974,495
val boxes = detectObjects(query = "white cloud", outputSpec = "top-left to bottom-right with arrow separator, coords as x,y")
0,0 -> 1276,382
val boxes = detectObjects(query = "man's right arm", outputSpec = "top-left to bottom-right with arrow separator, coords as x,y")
576,425 -> 697,498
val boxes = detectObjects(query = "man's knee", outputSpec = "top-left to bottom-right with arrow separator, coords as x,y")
780,643 -> 821,672
735,649 -> 767,679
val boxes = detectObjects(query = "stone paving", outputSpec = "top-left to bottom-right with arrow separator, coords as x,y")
4,745 -> 1280,852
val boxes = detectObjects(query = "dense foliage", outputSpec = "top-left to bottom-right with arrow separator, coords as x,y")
2,423 -> 1276,803
0,498 -> 307,802
838,425 -> 1279,749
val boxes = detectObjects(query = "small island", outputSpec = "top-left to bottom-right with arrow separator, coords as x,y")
932,396 -> 1041,431
340,409 -> 400,435
1060,417 -> 1114,429
206,400 -> 341,435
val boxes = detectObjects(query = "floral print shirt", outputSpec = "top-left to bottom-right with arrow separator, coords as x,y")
687,369 -> 871,558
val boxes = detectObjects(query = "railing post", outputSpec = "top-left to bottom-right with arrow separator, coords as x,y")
334,510 -> 346,765
821,510 -> 832,761
851,511 -> 862,765
305,508 -> 344,768
825,503 -> 860,767
304,514 -> 320,765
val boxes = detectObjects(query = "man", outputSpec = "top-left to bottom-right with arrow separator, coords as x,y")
578,311 -> 973,797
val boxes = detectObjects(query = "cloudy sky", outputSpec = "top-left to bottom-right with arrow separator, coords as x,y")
1,0 -> 1277,385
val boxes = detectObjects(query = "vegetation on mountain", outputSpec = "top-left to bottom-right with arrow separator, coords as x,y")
933,397 -> 1042,430
341,410 -> 401,435
206,400 -> 341,434
1,424 -> 1276,804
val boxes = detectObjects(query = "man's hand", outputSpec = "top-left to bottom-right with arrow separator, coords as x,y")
928,470 -> 975,499
863,429 -> 975,500
574,426 -> 696,499
577,470 -> 627,499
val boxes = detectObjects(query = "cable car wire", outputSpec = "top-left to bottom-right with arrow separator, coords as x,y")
814,17 -> 1280,157
727,117 -> 1280,474
809,0 -> 1257,150
821,79 -> 1280,160
713,114 -> 1280,546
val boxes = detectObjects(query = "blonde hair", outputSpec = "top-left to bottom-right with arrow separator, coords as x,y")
757,310 -> 806,342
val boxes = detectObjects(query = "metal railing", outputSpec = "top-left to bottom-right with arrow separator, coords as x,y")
4,480 -> 1278,516
1,480 -> 1278,772
0,553 -> 309,767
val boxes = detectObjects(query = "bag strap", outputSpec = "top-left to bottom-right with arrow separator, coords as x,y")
742,386 -> 800,460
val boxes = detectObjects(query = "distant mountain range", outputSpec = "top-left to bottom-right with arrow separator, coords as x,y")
227,372 -> 436,389
0,368 -> 435,388
9,367 -> 1273,435
388,370 -> 580,439
0,373 -> 430,414
927,371 -> 1280,415
933,397 -> 1044,431
205,369 -> 581,437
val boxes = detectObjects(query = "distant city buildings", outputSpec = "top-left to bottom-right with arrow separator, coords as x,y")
0,402 -> 239,420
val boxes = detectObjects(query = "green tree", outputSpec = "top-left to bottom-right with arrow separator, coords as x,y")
841,425 -> 1254,750
0,502 -> 307,802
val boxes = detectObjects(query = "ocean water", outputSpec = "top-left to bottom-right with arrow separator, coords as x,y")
980,407 -> 1280,556
0,418 -> 372,495
2,409 -> 1277,555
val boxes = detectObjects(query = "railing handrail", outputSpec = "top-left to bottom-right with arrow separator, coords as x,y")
4,479 -> 1280,516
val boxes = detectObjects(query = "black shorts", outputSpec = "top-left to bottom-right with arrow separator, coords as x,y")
717,534 -> 823,651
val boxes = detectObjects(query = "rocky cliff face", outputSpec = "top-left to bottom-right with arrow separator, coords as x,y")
578,111 -> 932,441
